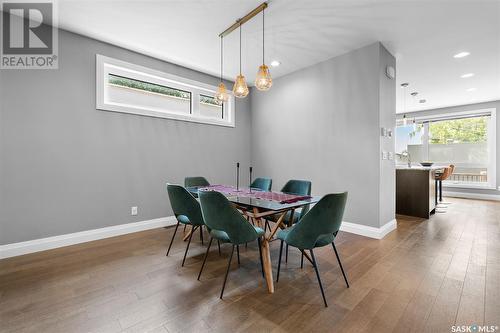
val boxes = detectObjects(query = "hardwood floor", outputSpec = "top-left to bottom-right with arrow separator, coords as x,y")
1,198 -> 499,332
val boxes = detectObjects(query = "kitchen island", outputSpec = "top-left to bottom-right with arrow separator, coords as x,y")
396,165 -> 444,218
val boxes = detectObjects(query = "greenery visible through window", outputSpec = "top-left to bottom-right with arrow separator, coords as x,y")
200,94 -> 222,107
429,116 -> 488,144
108,74 -> 191,100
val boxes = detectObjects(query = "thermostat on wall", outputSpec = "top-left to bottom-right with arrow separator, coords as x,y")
385,66 -> 395,79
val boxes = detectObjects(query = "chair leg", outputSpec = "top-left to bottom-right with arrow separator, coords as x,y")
332,242 -> 349,288
217,240 -> 221,256
300,251 -> 304,269
198,237 -> 213,280
182,226 -> 197,267
166,221 -> 180,256
183,224 -> 186,233
200,226 -> 204,245
285,245 -> 289,263
257,237 -> 264,278
236,245 -> 240,266
310,249 -> 328,307
439,180 -> 443,202
435,179 -> 438,206
220,244 -> 235,299
276,240 -> 284,282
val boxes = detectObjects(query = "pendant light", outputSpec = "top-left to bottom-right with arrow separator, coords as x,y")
232,23 -> 249,98
401,83 -> 409,125
214,36 -> 229,104
255,6 -> 272,90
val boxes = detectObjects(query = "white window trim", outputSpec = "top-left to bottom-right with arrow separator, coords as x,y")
96,54 -> 235,127
396,108 -> 497,190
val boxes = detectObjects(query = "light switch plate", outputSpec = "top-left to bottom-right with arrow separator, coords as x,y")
381,127 -> 387,137
131,206 -> 138,216
382,151 -> 388,160
388,152 -> 394,160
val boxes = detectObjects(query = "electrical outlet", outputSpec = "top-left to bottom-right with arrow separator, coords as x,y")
131,206 -> 138,216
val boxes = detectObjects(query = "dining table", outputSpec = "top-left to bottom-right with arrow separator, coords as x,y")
187,184 -> 320,293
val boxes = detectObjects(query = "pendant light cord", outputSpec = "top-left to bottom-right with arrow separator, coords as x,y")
262,8 -> 265,65
220,36 -> 223,82
239,23 -> 242,75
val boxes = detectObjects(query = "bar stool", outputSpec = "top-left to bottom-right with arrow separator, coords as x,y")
435,165 -> 454,205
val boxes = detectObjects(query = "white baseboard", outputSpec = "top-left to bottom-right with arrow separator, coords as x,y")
340,219 -> 397,240
442,191 -> 500,201
0,216 -> 177,259
1,216 -> 397,259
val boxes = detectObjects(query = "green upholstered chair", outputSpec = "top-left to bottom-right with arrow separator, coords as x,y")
184,176 -> 210,188
250,177 -> 272,191
166,184 -> 207,266
183,177 -> 210,237
268,179 -> 312,224
276,192 -> 349,307
267,179 -> 312,261
197,190 -> 265,299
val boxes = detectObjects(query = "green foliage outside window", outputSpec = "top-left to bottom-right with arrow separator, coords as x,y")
108,74 -> 191,99
108,74 -> 221,107
429,117 -> 488,144
200,95 -> 222,107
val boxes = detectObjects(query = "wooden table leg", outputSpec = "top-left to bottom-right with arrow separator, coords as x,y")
253,207 -> 275,293
268,212 -> 287,240
260,237 -> 274,293
182,225 -> 192,241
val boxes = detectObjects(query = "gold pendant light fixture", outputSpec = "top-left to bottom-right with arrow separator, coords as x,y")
214,36 -> 229,104
219,2 -> 271,99
255,6 -> 272,90
232,24 -> 249,98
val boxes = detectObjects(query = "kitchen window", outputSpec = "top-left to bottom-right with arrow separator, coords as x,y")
396,109 -> 496,189
96,55 -> 234,127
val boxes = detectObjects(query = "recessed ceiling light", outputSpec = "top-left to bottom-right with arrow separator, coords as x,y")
453,52 -> 470,58
419,99 -> 426,103
466,88 -> 476,92
461,73 -> 474,78
270,60 -> 281,67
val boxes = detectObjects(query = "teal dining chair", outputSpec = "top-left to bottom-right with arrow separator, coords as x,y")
268,179 -> 312,224
267,179 -> 312,261
166,184 -> 207,266
183,176 -> 210,238
184,176 -> 210,188
197,190 -> 265,299
276,192 -> 349,307
250,177 -> 272,191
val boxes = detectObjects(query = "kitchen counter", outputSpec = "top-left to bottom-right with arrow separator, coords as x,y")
396,165 -> 445,171
396,167 -> 438,218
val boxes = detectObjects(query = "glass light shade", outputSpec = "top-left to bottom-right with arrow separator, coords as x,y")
232,74 -> 249,98
255,64 -> 272,91
214,82 -> 229,104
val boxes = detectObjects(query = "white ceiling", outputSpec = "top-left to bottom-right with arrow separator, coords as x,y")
57,0 -> 500,113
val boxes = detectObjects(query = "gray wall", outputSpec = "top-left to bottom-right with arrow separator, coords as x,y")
378,45 -> 397,226
0,29 -> 252,245
397,100 -> 500,196
251,42 -> 396,228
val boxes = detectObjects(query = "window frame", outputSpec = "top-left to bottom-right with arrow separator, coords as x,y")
96,54 -> 235,127
396,108 -> 497,190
